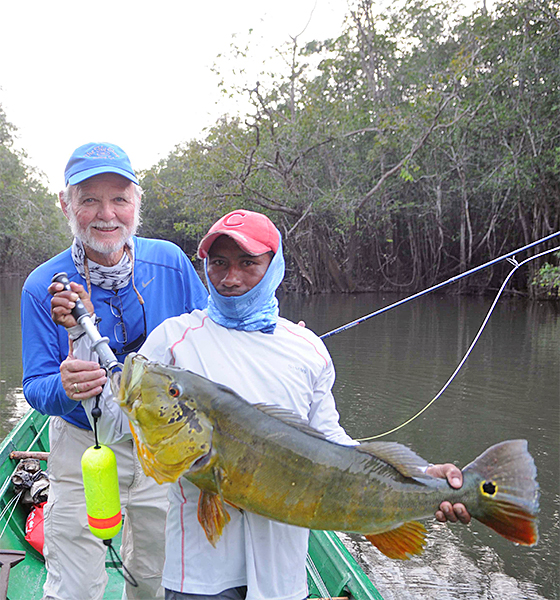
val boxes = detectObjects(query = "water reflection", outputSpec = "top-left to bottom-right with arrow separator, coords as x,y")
342,529 -> 548,600
0,276 -> 26,440
0,386 -> 29,440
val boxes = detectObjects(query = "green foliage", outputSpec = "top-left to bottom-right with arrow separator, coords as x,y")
139,0 -> 559,294
0,103 -> 71,274
138,118 -> 263,259
2,0 -> 558,292
531,252 -> 560,298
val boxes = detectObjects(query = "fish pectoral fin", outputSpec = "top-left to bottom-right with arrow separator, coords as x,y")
365,521 -> 427,560
197,490 -> 231,547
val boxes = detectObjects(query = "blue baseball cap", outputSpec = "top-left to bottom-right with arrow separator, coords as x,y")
64,142 -> 139,186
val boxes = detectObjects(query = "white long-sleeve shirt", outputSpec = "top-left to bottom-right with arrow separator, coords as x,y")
78,309 -> 354,600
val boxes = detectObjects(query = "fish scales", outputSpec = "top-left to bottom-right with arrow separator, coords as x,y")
151,366 -> 445,530
115,354 -> 540,560
210,404 -> 439,531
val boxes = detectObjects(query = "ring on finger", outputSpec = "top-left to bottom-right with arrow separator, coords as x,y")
74,382 -> 80,394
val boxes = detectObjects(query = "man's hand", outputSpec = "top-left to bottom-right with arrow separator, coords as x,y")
48,281 -> 94,328
61,356 -> 107,401
426,463 -> 472,524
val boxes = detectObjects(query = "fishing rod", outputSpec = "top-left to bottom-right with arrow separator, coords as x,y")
320,230 -> 560,340
356,242 -> 560,441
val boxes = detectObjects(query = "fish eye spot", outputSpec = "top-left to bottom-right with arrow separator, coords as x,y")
169,383 -> 182,398
481,480 -> 497,496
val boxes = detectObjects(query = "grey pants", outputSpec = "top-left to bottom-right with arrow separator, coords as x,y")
165,587 -> 247,600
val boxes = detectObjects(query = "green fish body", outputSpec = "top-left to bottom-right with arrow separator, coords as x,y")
115,354 -> 539,559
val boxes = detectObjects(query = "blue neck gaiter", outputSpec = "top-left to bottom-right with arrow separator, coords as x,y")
204,235 -> 286,334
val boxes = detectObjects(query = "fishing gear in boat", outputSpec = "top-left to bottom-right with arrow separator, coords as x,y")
320,230 -> 560,340
50,273 -> 137,587
10,458 -> 49,508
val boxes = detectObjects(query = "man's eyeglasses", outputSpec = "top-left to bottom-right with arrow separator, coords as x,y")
106,294 -> 147,356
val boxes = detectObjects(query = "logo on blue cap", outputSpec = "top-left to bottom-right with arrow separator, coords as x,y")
64,142 -> 139,186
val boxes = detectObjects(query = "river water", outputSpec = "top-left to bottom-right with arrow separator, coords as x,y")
1,276 -> 558,599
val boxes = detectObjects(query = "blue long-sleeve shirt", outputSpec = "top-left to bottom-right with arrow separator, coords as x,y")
21,236 -> 208,429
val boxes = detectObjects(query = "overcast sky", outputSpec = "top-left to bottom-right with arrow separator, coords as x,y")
1,0 -> 349,192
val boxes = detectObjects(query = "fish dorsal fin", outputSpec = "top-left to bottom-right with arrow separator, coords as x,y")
356,441 -> 430,478
253,403 -> 327,441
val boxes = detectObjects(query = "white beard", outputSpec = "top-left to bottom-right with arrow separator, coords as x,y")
67,206 -> 141,255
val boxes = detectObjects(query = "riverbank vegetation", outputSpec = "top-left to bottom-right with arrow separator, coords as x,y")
1,0 -> 558,297
139,0 -> 559,296
0,106 -> 70,275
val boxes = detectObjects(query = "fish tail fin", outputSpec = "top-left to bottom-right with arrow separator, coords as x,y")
465,439 -> 539,546
365,521 -> 427,560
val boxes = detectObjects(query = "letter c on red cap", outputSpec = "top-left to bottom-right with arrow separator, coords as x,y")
224,212 -> 246,228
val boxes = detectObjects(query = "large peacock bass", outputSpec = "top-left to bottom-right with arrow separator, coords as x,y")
113,353 -> 539,560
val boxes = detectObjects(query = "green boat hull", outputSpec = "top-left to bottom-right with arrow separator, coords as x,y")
1,409 -> 383,599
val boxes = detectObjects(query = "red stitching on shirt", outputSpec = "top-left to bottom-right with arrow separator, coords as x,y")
170,315 -> 210,365
178,478 -> 188,591
278,323 -> 329,367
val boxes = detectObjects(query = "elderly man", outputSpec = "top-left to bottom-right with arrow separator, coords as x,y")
57,209 -> 470,600
21,142 -> 208,600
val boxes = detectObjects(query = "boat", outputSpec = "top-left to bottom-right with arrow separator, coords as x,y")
1,409 -> 383,600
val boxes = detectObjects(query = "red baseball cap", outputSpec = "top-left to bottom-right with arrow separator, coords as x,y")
198,210 -> 280,259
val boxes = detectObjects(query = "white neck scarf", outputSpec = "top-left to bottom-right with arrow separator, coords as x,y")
71,238 -> 134,291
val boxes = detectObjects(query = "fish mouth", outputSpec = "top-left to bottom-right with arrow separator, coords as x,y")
187,446 -> 216,475
114,353 -> 146,410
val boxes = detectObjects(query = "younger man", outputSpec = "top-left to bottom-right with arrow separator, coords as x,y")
58,209 -> 469,600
